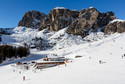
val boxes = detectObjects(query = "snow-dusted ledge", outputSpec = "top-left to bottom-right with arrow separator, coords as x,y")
54,7 -> 66,9
110,19 -> 125,23
88,7 -> 94,9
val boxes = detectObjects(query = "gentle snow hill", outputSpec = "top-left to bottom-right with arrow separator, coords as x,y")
0,27 -> 125,84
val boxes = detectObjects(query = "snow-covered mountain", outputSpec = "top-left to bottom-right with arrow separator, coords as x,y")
0,26 -> 108,50
0,6 -> 125,84
0,25 -> 125,84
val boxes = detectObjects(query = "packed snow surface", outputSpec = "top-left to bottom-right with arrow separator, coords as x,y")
0,27 -> 125,84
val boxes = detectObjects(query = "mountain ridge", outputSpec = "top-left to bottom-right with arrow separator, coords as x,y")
18,7 -> 125,37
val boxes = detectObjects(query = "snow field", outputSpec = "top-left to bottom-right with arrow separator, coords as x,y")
0,27 -> 125,84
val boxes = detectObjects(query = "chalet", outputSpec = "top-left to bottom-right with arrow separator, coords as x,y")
35,61 -> 65,69
43,57 -> 68,61
43,58 -> 60,61
23,62 -> 27,65
16,62 -> 22,65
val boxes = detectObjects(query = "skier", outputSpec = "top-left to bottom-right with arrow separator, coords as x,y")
23,76 -> 25,81
13,70 -> 15,72
89,57 -> 91,59
122,54 -> 125,58
99,60 -> 102,64
121,47 -> 123,49
19,71 -> 21,74
34,70 -> 36,73
65,62 -> 67,67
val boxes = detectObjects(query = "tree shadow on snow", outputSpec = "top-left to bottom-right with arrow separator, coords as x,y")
0,54 -> 47,66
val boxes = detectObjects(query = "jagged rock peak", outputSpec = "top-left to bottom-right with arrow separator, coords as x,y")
48,7 -> 79,21
18,7 -> 125,36
79,8 -> 86,17
18,10 -> 47,29
104,19 -> 125,34
66,7 -> 99,37
66,7 -> 119,37
25,10 -> 46,16
92,11 -> 116,32
39,7 -> 79,31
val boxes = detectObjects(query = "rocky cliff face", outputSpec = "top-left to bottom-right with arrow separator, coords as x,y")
18,10 -> 47,29
18,7 -> 125,37
66,7 -> 99,37
66,7 -> 118,37
39,7 -> 79,31
104,20 -> 125,34
92,12 -> 116,32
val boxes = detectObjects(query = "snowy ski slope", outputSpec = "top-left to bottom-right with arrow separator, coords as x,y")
0,27 -> 125,84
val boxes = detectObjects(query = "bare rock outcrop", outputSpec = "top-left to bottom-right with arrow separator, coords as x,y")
39,7 -> 79,31
92,11 -> 116,32
79,9 -> 86,17
18,7 -> 125,37
104,20 -> 125,34
18,10 -> 47,29
66,7 -> 99,37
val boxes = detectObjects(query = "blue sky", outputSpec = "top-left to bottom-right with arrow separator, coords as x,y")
0,0 -> 125,28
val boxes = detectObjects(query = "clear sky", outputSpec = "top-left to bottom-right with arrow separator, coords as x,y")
0,0 -> 125,28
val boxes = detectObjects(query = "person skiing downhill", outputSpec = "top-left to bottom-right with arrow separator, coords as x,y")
23,76 -> 25,81
99,60 -> 102,64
